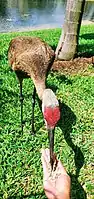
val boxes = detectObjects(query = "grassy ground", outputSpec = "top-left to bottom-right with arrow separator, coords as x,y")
0,25 -> 94,199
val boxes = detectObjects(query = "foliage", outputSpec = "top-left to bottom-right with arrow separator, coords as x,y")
0,25 -> 94,199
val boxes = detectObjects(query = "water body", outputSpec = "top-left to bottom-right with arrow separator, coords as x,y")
0,0 -> 94,32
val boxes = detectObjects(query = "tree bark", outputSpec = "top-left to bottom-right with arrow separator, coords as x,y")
55,0 -> 85,60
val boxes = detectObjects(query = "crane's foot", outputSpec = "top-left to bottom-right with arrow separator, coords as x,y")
30,128 -> 35,135
21,124 -> 23,133
30,121 -> 35,135
21,120 -> 25,133
30,118 -> 35,135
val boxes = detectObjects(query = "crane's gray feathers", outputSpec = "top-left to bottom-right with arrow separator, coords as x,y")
8,36 -> 55,99
8,36 -> 54,80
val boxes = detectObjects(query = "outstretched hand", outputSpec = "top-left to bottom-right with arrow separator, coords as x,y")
41,149 -> 70,199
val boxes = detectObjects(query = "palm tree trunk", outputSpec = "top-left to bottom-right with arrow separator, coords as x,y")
55,0 -> 85,60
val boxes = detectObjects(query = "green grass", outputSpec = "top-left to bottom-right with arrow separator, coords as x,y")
0,25 -> 94,199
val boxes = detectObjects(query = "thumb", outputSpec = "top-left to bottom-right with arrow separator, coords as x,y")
44,180 -> 57,196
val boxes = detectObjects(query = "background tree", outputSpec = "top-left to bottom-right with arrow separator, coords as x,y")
55,0 -> 85,60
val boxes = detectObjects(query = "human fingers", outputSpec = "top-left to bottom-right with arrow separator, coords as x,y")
41,149 -> 67,175
44,148 -> 50,163
41,149 -> 51,179
44,148 -> 59,172
57,160 -> 68,175
41,148 -> 51,165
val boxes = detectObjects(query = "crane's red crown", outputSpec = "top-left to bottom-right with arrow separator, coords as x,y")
43,106 -> 60,129
42,89 -> 60,129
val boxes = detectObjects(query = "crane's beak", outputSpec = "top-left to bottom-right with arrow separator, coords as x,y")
48,128 -> 54,170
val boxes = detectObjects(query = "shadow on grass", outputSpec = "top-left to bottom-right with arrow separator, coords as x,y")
58,102 -> 87,199
78,33 -> 94,57
47,73 -> 72,92
51,44 -> 56,51
54,74 -> 72,85
78,44 -> 94,57
80,33 -> 94,40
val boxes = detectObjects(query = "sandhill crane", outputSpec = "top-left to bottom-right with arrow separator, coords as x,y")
8,36 -> 60,169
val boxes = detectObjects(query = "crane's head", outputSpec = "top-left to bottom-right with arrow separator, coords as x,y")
42,89 -> 60,169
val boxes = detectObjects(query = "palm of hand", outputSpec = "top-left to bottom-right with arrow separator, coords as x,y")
44,173 -> 70,199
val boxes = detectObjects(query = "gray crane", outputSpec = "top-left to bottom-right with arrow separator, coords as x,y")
8,36 -> 60,169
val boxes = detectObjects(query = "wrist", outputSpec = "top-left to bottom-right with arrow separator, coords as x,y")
57,192 -> 70,199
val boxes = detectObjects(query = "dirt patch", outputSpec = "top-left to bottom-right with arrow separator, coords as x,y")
52,56 -> 94,75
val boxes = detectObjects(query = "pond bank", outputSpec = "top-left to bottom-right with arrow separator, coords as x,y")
1,20 -> 94,33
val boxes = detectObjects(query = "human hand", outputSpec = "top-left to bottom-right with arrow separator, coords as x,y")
41,149 -> 70,199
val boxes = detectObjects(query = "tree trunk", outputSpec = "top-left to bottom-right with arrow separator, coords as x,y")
55,0 -> 85,60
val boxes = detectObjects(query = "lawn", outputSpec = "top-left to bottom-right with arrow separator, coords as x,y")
0,25 -> 94,199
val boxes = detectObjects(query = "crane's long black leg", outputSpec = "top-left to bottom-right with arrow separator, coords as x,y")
31,86 -> 36,134
19,79 -> 24,132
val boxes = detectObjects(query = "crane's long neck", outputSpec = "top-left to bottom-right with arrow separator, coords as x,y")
33,79 -> 46,100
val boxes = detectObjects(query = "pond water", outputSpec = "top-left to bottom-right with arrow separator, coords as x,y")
0,0 -> 94,32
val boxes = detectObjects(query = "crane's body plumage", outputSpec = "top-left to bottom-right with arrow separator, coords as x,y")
8,36 -> 54,99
